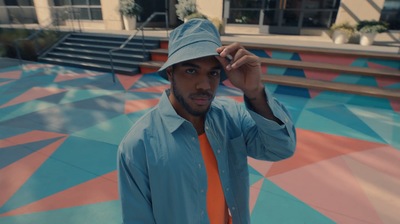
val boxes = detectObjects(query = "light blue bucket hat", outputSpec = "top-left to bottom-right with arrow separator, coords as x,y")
158,19 -> 226,80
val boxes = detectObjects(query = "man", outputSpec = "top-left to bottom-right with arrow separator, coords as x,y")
118,19 -> 296,224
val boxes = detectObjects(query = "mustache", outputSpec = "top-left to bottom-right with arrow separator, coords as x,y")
189,91 -> 213,99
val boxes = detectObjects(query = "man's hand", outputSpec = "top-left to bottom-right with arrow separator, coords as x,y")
216,42 -> 264,99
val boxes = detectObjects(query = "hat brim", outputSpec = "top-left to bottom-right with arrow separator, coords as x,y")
158,41 -> 226,81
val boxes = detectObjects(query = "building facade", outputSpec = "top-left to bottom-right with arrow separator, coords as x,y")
0,0 -> 398,34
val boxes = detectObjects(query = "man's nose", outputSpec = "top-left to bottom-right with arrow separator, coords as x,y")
195,74 -> 211,90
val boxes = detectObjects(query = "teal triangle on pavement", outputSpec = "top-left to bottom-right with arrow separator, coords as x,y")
0,201 -> 121,224
251,178 -> 335,223
308,105 -> 385,143
72,115 -> 134,145
59,89 -> 123,104
0,100 -> 57,122
0,136 -> 117,213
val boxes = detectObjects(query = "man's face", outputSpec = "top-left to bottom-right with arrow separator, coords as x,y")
168,56 -> 222,118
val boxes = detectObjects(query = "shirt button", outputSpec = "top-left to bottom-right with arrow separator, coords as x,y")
205,126 -> 209,130
217,149 -> 221,154
198,163 -> 202,168
226,187 -> 230,191
222,170 -> 225,173
232,207 -> 236,211
192,137 -> 195,141
201,189 -> 204,193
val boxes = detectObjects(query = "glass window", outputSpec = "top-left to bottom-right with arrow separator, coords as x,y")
54,0 -> 68,6
303,11 -> 334,27
90,8 -> 102,20
89,0 -> 101,5
4,0 -> 34,6
380,0 -> 400,29
76,8 -> 89,19
227,9 -> 260,24
71,0 -> 87,5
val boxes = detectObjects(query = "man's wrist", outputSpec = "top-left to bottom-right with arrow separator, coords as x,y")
244,83 -> 265,100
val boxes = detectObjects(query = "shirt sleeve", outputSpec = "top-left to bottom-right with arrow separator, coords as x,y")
117,140 -> 156,224
241,88 -> 296,161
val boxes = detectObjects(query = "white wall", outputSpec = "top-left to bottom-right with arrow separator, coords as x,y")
336,0 -> 385,25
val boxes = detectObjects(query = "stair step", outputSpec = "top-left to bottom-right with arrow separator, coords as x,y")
53,47 -> 148,61
46,52 -> 142,67
225,41 -> 400,61
66,37 -> 159,48
70,32 -> 160,44
39,57 -> 138,75
59,42 -> 150,53
260,58 -> 400,79
262,75 -> 400,100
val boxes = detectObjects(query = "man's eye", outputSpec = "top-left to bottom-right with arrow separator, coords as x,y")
185,69 -> 196,74
209,70 -> 221,77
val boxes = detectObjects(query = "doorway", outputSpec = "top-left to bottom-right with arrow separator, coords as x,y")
261,0 -> 304,35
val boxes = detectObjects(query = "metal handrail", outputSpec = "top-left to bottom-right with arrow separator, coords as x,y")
109,12 -> 169,83
13,21 -> 58,65
13,6 -> 78,66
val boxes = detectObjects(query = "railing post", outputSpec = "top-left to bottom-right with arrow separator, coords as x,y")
14,40 -> 22,66
109,50 -> 116,83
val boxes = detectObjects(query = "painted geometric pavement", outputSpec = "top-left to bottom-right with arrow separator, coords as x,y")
0,62 -> 399,224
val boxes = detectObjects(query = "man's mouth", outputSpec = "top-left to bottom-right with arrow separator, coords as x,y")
190,93 -> 212,106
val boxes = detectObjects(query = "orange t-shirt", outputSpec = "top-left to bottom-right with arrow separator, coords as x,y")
199,133 -> 232,224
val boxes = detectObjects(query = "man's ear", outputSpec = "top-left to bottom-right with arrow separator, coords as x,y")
166,67 -> 173,81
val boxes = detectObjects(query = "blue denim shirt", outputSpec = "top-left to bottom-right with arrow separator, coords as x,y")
118,89 -> 296,224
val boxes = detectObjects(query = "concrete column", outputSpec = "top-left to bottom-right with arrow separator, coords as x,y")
197,0 -> 223,19
336,0 -> 385,25
33,0 -> 53,26
0,0 -> 10,24
100,0 -> 123,30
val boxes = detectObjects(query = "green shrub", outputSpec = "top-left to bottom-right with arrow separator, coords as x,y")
175,0 -> 197,21
330,22 -> 356,36
119,0 -> 143,17
356,20 -> 389,33
0,28 -> 64,61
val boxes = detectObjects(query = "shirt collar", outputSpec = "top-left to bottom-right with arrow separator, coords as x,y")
158,89 -> 186,133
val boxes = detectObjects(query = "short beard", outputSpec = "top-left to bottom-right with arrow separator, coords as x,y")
171,74 -> 212,117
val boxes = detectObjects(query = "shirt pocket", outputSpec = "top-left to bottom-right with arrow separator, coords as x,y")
227,134 -> 248,176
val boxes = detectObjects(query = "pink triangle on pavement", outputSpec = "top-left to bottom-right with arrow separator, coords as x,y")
269,156 -> 384,224
0,171 -> 118,217
0,130 -> 67,148
0,80 -> 14,87
266,129 -> 387,177
344,155 -> 400,224
0,70 -> 22,79
249,178 -> 264,213
54,71 -> 104,82
390,100 -> 400,113
248,157 -> 273,177
0,87 -> 67,108
299,52 -> 356,65
308,89 -> 322,98
0,137 -> 66,208
117,74 -> 143,90
132,84 -> 170,93
224,96 -> 244,103
125,98 -> 160,114
304,70 -> 340,82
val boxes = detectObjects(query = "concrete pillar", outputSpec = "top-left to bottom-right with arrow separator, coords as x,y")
336,0 -> 385,25
33,0 -> 53,26
197,0 -> 223,19
0,0 -> 10,24
100,0 -> 123,30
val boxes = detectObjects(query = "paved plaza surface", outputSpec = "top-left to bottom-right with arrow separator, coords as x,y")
0,57 -> 399,223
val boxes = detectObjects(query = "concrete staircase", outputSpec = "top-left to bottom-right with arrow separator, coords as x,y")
139,39 -> 400,101
39,32 -> 160,75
